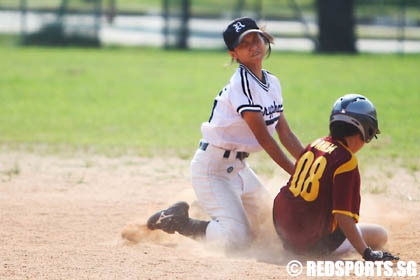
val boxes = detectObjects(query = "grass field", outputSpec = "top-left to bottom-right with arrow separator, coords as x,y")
0,45 -> 419,169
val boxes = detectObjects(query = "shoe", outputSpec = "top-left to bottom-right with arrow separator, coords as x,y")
147,201 -> 190,234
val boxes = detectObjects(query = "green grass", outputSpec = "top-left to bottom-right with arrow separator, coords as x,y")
0,45 -> 419,167
265,52 -> 420,173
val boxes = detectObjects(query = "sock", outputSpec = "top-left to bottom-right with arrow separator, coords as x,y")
177,218 -> 209,240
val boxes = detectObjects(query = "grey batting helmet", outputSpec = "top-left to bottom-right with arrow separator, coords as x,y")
330,94 -> 380,143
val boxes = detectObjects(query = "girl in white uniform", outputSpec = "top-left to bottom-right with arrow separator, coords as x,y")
147,17 -> 304,250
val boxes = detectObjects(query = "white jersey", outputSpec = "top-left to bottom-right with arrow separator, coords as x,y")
201,64 -> 284,153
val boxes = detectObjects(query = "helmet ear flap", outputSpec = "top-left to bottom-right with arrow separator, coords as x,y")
367,127 -> 375,142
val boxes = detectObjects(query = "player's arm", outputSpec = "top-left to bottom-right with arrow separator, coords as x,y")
242,111 -> 295,175
275,113 -> 304,160
335,213 -> 397,261
335,213 -> 368,255
333,169 -> 368,256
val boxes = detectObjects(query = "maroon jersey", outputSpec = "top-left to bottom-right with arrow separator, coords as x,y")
273,136 -> 361,253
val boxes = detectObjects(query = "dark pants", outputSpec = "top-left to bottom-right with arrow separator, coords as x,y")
309,228 -> 347,255
276,227 -> 347,256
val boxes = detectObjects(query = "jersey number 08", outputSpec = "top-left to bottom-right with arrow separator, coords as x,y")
288,151 -> 327,202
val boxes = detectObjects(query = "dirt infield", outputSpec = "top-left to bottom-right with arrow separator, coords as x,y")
1,151 -> 419,279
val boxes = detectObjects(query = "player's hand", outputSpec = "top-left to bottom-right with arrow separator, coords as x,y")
363,247 -> 399,261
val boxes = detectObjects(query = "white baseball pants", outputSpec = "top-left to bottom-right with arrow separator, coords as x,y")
191,141 -> 269,249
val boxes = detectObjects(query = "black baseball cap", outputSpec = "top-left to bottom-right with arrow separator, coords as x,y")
223,17 -> 264,51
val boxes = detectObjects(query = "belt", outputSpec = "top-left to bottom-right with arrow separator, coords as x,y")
199,141 -> 249,161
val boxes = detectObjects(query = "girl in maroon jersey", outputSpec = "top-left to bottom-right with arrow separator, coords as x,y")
273,94 -> 398,261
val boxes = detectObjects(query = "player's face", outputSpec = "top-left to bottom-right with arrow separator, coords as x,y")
231,32 -> 266,66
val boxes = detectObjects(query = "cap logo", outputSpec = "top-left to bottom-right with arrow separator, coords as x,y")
233,21 -> 246,32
